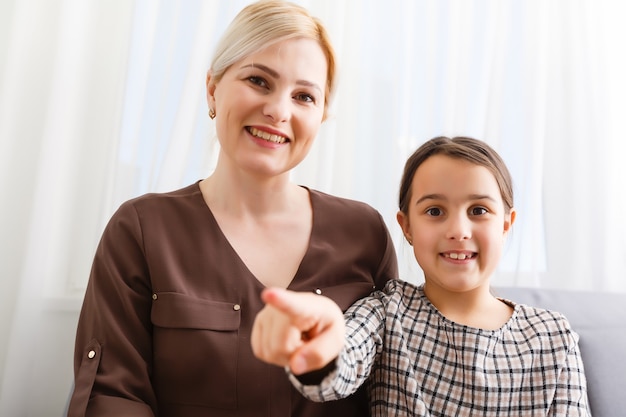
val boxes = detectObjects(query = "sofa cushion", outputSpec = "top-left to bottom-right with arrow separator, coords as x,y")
494,287 -> 626,417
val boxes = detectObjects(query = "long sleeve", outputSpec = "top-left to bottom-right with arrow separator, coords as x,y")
548,331 -> 591,416
289,292 -> 388,401
68,201 -> 157,417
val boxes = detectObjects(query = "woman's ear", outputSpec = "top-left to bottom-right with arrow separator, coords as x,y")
206,70 -> 217,110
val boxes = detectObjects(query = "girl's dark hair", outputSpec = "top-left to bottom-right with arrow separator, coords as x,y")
398,136 -> 514,215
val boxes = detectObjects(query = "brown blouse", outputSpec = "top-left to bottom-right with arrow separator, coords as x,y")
67,182 -> 398,417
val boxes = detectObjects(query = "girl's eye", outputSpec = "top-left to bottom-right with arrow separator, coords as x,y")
294,93 -> 315,103
470,207 -> 488,216
426,207 -> 443,217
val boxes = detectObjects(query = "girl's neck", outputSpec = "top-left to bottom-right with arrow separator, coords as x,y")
423,283 -> 513,330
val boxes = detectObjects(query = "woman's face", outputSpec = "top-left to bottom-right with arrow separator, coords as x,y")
207,38 -> 327,179
397,155 -> 515,295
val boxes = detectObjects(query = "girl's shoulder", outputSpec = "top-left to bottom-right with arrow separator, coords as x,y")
368,279 -> 428,315
501,299 -> 580,346
379,279 -> 424,300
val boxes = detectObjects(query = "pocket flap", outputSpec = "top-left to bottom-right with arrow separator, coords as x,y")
151,292 -> 240,331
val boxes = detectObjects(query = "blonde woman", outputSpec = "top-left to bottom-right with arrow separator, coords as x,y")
68,1 -> 397,416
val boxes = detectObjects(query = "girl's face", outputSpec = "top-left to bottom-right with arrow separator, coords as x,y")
397,154 -> 515,294
206,38 -> 327,180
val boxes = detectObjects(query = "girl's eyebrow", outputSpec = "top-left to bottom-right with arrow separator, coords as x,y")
415,193 -> 497,204
239,63 -> 323,94
415,194 -> 446,205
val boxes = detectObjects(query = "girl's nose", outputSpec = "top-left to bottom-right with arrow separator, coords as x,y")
445,214 -> 472,240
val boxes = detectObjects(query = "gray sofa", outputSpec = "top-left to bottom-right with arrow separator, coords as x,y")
495,287 -> 626,417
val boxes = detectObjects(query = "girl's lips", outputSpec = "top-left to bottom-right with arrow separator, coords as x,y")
442,252 -> 476,260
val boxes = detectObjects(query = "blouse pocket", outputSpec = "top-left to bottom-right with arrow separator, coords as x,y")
151,292 -> 241,409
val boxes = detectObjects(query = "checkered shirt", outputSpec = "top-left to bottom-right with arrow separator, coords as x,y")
290,280 -> 591,416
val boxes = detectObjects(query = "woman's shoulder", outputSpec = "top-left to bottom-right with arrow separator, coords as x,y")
125,181 -> 201,204
307,188 -> 380,215
307,188 -> 389,233
117,182 -> 202,211
109,182 -> 205,225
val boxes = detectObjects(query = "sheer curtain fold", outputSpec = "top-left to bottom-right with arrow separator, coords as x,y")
1,0 -> 625,415
0,0 -> 134,414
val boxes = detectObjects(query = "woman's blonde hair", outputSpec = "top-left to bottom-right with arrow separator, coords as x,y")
209,0 -> 337,117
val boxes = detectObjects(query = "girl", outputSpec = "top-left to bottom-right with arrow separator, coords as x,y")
251,136 -> 590,416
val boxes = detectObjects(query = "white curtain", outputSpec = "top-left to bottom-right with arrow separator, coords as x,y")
1,0 -> 624,414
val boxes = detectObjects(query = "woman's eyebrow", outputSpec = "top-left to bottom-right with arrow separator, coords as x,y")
240,63 -> 279,78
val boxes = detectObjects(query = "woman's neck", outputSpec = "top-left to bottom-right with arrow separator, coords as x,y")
200,167 -> 305,219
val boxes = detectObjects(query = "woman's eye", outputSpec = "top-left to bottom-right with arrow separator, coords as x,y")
294,93 -> 315,103
247,76 -> 268,88
426,207 -> 443,217
471,207 -> 488,216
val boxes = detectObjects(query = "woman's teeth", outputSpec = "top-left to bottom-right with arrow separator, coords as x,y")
248,127 -> 287,144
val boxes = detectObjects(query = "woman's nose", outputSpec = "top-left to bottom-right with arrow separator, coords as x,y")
263,92 -> 291,123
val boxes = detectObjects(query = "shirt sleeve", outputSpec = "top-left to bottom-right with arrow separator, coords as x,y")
67,201 -> 157,417
288,291 -> 388,402
548,327 -> 592,416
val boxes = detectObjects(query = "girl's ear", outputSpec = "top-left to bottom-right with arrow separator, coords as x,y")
503,208 -> 517,234
396,210 -> 411,241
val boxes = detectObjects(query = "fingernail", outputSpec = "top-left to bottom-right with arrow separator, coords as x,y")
291,356 -> 307,375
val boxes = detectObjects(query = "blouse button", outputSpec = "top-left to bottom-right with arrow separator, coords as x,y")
315,288 -> 322,295
233,304 -> 241,311
88,350 -> 96,359
152,293 -> 158,300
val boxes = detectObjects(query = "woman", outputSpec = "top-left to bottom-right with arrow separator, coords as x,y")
252,136 -> 590,416
67,1 -> 398,416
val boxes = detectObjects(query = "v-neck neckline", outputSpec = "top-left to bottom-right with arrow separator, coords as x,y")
194,182 -> 316,290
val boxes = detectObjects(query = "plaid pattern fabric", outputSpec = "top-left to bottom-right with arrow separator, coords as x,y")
291,280 -> 591,416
